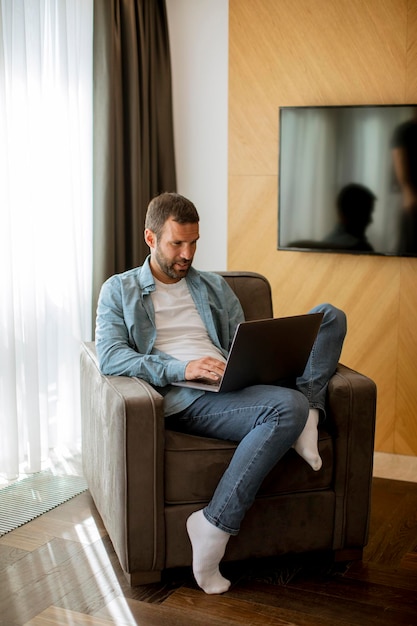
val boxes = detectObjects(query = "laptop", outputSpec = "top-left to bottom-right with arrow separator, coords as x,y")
172,312 -> 324,393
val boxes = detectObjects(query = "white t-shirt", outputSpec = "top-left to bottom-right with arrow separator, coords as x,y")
151,278 -> 226,363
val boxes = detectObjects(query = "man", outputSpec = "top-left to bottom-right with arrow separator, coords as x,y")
323,183 -> 376,252
95,192 -> 346,594
392,110 -> 417,255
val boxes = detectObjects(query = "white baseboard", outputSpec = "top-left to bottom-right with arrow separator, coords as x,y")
373,451 -> 417,483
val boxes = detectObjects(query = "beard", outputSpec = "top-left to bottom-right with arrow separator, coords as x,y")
154,248 -> 192,280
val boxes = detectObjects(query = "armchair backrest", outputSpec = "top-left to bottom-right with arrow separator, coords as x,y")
217,271 -> 273,321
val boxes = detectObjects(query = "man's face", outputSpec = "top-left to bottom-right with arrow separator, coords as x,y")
145,217 -> 200,283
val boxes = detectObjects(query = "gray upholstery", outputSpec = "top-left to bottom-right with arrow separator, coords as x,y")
81,271 -> 377,585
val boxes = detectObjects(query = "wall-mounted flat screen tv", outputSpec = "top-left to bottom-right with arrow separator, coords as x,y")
278,105 -> 417,257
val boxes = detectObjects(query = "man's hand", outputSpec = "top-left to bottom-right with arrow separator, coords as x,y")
185,357 -> 226,383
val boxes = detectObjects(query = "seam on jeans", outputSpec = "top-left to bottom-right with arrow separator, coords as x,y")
178,404 -> 281,424
210,408 -> 281,534
306,342 -> 316,401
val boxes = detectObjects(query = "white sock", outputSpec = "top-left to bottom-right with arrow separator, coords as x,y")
186,509 -> 231,594
293,408 -> 322,471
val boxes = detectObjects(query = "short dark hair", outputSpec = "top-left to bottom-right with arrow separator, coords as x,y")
145,192 -> 199,239
337,183 -> 376,219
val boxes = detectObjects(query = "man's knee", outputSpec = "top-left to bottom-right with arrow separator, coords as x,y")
311,302 -> 347,341
251,385 -> 308,437
274,387 -> 309,436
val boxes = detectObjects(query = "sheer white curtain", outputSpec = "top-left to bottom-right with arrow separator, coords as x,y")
279,109 -> 337,244
0,0 -> 93,480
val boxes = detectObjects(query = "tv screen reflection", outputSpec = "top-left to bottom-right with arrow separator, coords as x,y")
278,105 -> 417,257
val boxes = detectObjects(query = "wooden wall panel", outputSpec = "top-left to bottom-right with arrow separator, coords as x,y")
228,0 -> 417,454
406,0 -> 417,98
396,260 -> 417,454
394,3 -> 417,454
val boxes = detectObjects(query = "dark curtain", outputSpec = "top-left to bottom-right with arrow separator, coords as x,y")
92,0 -> 177,318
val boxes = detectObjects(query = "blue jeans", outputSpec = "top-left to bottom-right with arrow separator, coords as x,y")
167,304 -> 346,535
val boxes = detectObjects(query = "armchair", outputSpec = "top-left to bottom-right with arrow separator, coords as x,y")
81,271 -> 376,585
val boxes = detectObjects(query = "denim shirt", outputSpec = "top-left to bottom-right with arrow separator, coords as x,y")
95,257 -> 244,416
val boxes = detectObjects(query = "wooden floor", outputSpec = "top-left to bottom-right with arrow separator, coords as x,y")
0,473 -> 416,626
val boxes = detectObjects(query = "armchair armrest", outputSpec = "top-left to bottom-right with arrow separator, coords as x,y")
80,342 -> 165,582
327,363 -> 377,553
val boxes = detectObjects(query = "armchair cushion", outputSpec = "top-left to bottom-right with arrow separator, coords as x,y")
164,429 -> 334,505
